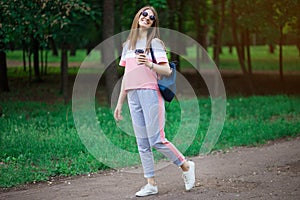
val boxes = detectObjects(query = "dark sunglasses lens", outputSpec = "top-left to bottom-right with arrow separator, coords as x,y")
142,11 -> 155,21
150,15 -> 155,21
142,11 -> 148,17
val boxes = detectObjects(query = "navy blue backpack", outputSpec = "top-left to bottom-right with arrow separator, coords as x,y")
150,47 -> 176,102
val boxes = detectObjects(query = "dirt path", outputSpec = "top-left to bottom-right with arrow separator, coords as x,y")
0,137 -> 299,200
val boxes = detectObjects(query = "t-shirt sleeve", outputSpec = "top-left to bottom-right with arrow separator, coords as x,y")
151,38 -> 168,64
119,42 -> 128,67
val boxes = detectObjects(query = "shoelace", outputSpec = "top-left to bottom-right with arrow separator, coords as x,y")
141,184 -> 155,191
182,174 -> 189,184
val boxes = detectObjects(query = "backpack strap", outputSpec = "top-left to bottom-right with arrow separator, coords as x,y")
149,45 -> 157,64
150,45 -> 172,108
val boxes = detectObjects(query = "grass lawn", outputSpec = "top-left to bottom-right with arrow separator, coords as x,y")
1,95 -> 300,187
182,45 -> 300,71
6,45 -> 300,71
1,45 -> 300,188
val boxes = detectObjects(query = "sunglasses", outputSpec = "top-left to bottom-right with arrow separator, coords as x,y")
141,11 -> 156,21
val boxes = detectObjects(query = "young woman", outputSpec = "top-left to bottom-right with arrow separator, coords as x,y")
114,6 -> 196,197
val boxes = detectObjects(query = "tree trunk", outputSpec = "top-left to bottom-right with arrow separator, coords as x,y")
116,0 -> 124,56
240,31 -> 246,63
103,0 -> 118,103
245,29 -> 252,74
213,0 -> 225,68
297,20 -> 300,57
28,51 -> 32,82
167,0 -> 180,68
279,26 -> 284,81
50,37 -> 58,56
296,19 -> 300,57
192,0 -> 201,69
231,1 -> 247,75
200,1 -> 209,63
0,50 -> 10,92
199,1 -> 209,51
269,44 -> 275,54
40,47 -> 44,75
33,38 -> 41,81
70,45 -> 76,56
175,0 -> 185,71
45,49 -> 48,75
22,41 -> 27,72
60,40 -> 69,104
228,44 -> 233,54
213,0 -> 219,64
230,0 -> 253,93
86,44 -> 93,55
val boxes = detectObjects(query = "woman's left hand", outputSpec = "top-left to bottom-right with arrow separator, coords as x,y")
136,53 -> 149,65
114,103 -> 123,122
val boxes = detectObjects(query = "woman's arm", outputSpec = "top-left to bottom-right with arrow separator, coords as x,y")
146,61 -> 172,76
114,77 -> 127,121
137,54 -> 172,76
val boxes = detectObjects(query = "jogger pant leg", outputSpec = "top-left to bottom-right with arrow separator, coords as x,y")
127,89 -> 186,178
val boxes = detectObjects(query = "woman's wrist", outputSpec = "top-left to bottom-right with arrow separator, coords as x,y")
149,62 -> 154,70
145,61 -> 151,68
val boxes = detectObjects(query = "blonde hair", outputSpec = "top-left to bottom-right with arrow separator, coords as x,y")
125,6 -> 161,53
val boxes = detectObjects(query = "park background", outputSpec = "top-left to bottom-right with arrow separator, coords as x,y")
0,0 -> 300,189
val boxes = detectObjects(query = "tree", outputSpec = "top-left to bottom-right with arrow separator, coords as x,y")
0,0 -> 19,92
16,0 -> 50,82
1,0 -> 97,101
230,0 -> 248,75
103,0 -> 118,103
230,0 -> 253,93
212,0 -> 226,67
259,0 -> 298,80
48,0 -> 96,103
234,0 -> 261,75
0,51 -> 9,92
166,0 -> 186,71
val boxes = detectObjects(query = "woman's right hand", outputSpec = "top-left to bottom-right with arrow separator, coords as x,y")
114,104 -> 123,121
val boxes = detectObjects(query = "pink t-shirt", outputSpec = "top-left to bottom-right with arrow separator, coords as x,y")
119,38 -> 169,91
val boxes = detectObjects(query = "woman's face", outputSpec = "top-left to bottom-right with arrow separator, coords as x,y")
138,9 -> 155,29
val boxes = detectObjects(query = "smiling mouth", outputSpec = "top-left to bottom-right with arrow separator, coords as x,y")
141,19 -> 150,25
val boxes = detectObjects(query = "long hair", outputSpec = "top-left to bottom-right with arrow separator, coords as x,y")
125,6 -> 161,53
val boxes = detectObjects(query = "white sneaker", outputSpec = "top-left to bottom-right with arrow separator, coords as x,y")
135,183 -> 158,197
182,161 -> 195,191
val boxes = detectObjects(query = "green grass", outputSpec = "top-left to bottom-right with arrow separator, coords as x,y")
6,45 -> 300,71
7,66 -> 80,78
218,45 -> 300,71
0,102 -> 106,187
6,50 -> 100,63
1,95 -> 300,188
182,45 -> 300,71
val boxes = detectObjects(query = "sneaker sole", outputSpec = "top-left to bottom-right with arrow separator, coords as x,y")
136,191 -> 158,197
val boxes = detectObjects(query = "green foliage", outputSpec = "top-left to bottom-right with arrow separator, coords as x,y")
149,0 -> 167,8
0,0 -> 19,50
1,95 -> 300,187
0,0 -> 96,51
1,0 -> 300,51
248,0 -> 299,44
